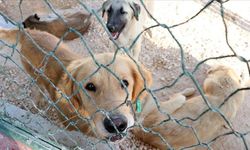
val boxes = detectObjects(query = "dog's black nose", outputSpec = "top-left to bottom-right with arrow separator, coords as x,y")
107,24 -> 116,32
103,114 -> 128,133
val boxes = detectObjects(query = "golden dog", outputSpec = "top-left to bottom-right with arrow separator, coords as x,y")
0,28 -> 152,141
134,65 -> 245,149
0,28 -> 245,149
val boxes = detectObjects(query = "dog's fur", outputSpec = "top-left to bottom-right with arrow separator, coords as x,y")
134,65 -> 245,149
22,10 -> 92,40
102,0 -> 153,60
0,28 -> 245,148
0,28 -> 152,140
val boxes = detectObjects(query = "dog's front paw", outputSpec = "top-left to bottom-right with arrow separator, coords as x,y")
181,88 -> 195,97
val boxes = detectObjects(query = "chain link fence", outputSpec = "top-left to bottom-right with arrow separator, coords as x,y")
0,0 -> 250,149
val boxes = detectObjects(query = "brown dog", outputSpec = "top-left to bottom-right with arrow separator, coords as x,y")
0,28 -> 245,148
22,9 -> 92,40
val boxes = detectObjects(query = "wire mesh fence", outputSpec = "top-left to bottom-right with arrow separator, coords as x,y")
0,0 -> 250,149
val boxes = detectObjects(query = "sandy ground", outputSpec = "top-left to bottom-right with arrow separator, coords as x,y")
0,0 -> 250,149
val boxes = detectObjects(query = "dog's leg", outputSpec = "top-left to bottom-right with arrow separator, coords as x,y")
141,88 -> 195,118
160,88 -> 195,114
180,87 -> 196,97
159,95 -> 186,114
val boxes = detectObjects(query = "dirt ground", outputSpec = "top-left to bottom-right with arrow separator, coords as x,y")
0,0 -> 250,149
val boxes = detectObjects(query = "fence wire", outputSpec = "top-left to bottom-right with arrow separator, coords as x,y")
0,0 -> 250,149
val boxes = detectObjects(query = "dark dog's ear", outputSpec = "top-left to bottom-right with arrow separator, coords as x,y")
28,14 -> 41,23
102,0 -> 111,17
22,13 -> 40,28
130,2 -> 141,21
34,13 -> 40,20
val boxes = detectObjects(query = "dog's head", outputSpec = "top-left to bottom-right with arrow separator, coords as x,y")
102,0 -> 141,40
68,53 -> 152,141
204,65 -> 242,97
22,14 -> 41,28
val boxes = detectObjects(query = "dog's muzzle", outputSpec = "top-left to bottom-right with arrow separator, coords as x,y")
107,23 -> 123,40
103,114 -> 128,133
103,114 -> 128,142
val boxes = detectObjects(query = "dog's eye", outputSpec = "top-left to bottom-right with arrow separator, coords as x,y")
85,83 -> 96,92
120,8 -> 127,14
121,80 -> 129,88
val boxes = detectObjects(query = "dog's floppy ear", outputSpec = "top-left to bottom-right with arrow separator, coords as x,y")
129,2 -> 141,21
33,13 -> 40,20
102,0 -> 111,17
23,13 -> 40,28
71,82 -> 83,110
64,77 -> 84,113
29,13 -> 40,22
131,63 -> 152,101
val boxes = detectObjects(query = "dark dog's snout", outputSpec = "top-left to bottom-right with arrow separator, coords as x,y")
107,23 -> 117,33
104,114 -> 128,133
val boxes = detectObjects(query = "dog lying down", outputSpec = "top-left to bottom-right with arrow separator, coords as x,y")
22,9 -> 92,40
0,28 -> 245,149
134,65 -> 245,149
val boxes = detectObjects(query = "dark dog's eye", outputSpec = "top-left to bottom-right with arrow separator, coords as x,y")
121,80 -> 129,88
120,8 -> 127,14
85,83 -> 96,92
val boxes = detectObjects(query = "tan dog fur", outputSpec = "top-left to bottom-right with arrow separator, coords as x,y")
102,0 -> 153,60
0,28 -> 152,140
0,28 -> 245,148
23,10 -> 92,40
134,65 -> 245,149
